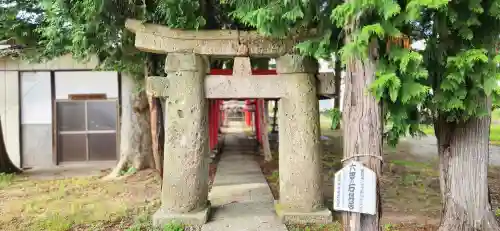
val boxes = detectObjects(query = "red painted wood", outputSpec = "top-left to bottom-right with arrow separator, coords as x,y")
218,100 -> 223,128
244,100 -> 251,126
208,100 -> 214,150
254,99 -> 261,144
252,69 -> 277,75
209,100 -> 219,151
212,100 -> 218,149
209,69 -> 277,76
208,68 -> 277,144
221,104 -> 225,125
216,100 -> 221,144
210,69 -> 232,75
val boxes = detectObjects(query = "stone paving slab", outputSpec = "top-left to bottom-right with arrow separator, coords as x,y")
202,130 -> 287,231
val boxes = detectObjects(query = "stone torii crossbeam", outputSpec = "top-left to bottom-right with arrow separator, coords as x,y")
126,19 -> 334,227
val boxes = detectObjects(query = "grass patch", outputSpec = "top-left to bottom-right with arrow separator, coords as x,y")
287,222 -> 342,231
124,214 -> 186,231
421,124 -> 500,143
420,109 -> 500,143
325,109 -> 500,144
0,170 -> 162,231
0,173 -> 15,188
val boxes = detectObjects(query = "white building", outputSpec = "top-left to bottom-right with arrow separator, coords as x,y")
0,53 -> 129,168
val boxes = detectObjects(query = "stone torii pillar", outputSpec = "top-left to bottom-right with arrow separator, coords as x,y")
125,18 -> 335,226
153,53 -> 211,226
276,54 -> 332,224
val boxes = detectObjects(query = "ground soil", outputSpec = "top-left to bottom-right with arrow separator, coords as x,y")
256,156 -> 279,199
257,129 -> 500,231
0,155 -> 221,231
208,153 -> 221,191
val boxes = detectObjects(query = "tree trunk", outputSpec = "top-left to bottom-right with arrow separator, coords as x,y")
341,38 -> 382,231
435,97 -> 500,231
148,96 -> 164,177
104,77 -> 153,179
144,54 -> 165,178
0,116 -> 21,174
334,54 -> 342,111
271,99 -> 279,132
260,100 -> 272,162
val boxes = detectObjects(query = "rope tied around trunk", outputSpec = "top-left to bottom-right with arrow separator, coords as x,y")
341,154 -> 384,164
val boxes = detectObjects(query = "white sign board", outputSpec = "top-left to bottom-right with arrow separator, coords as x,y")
333,161 -> 376,215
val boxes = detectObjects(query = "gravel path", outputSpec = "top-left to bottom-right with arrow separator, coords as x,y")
399,136 -> 500,166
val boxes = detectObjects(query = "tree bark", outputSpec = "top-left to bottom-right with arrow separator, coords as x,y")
0,116 -> 21,174
148,96 -> 164,177
104,77 -> 153,179
260,100 -> 272,162
334,54 -> 342,111
144,54 -> 165,178
341,38 -> 382,231
435,97 -> 500,231
271,99 -> 279,132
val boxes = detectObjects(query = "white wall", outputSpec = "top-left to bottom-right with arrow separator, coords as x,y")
0,54 -> 99,71
0,55 -> 121,167
0,70 -> 20,167
21,72 -> 52,124
20,72 -> 53,167
55,71 -> 119,99
318,58 -> 345,111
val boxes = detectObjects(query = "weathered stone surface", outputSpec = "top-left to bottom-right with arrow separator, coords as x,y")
146,76 -> 169,97
153,205 -> 210,227
125,19 -> 303,57
147,73 -> 335,98
275,201 -> 332,224
156,53 -> 210,224
276,55 -> 318,74
277,54 -> 329,223
165,53 -> 208,72
232,57 -> 252,77
204,75 -> 286,99
317,73 -> 335,96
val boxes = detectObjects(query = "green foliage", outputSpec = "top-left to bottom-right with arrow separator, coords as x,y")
0,0 -> 42,47
162,221 -> 185,231
331,0 -> 500,144
1,0 -> 209,86
325,108 -> 342,130
268,170 -> 279,183
383,223 -> 398,231
122,214 -> 185,231
433,49 -> 500,121
120,167 -> 138,176
32,213 -> 72,231
153,0 -> 204,29
210,0 -> 500,145
228,0 -> 342,59
2,0 -> 500,147
125,214 -> 155,231
330,0 -> 440,144
419,0 -> 500,129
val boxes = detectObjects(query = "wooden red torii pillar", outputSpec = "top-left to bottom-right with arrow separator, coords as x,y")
208,69 -> 277,149
244,100 -> 253,126
243,99 -> 263,143
208,99 -> 222,151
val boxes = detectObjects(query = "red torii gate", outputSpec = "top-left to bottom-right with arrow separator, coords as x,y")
208,68 -> 277,150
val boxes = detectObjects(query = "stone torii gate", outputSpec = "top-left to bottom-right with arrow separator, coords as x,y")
125,19 -> 335,226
